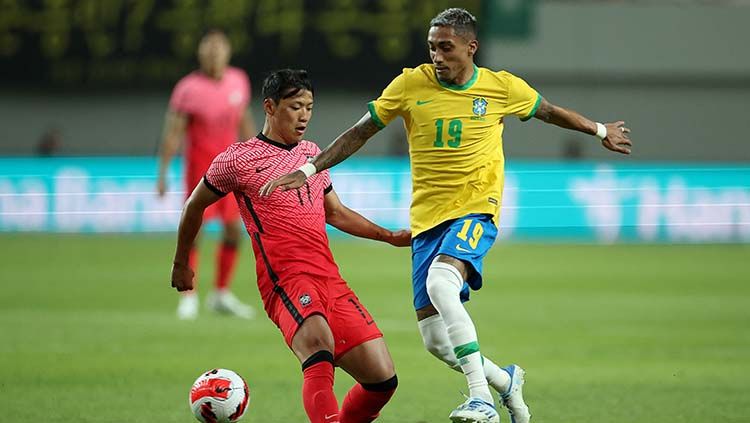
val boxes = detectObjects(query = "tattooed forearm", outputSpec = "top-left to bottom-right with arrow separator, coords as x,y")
534,98 -> 596,135
312,113 -> 381,172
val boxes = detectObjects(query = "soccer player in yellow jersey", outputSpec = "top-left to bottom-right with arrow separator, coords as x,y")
262,8 -> 632,423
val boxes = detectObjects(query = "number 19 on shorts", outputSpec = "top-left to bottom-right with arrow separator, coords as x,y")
457,218 -> 483,249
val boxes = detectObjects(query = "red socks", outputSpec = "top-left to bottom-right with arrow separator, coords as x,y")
215,241 -> 238,290
300,351 -> 398,423
340,376 -> 398,423
302,351 -> 340,423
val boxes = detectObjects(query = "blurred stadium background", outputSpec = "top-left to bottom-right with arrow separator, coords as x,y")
1,1 -> 748,422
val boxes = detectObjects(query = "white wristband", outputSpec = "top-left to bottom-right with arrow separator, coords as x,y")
298,162 -> 317,178
595,122 -> 607,140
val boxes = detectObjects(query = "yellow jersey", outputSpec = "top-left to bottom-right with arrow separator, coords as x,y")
368,63 -> 541,237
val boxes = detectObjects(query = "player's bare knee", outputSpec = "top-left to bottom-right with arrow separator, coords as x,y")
295,332 -> 333,355
379,355 -> 396,377
292,315 -> 334,359
367,343 -> 396,381
366,362 -> 396,384
416,304 -> 439,321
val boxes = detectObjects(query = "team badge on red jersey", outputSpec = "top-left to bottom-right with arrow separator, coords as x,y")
299,293 -> 312,307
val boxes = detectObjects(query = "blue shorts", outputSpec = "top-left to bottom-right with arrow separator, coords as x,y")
411,213 -> 498,310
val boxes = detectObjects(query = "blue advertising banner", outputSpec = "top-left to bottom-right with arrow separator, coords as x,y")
1,157 -> 748,243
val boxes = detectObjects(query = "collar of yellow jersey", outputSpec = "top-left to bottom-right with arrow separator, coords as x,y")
437,64 -> 479,91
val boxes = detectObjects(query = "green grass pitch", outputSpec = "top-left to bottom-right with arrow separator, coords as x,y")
1,234 -> 748,422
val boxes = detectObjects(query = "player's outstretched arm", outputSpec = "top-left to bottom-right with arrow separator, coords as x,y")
533,98 -> 632,155
323,188 -> 410,247
312,112 -> 381,172
157,110 -> 188,196
171,181 -> 221,291
259,113 -> 380,197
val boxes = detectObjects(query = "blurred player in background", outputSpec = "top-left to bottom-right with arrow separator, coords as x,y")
157,29 -> 256,320
261,8 -> 632,423
171,69 -> 409,423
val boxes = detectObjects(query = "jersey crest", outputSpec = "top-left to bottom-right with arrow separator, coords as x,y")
472,97 -> 488,117
299,293 -> 312,307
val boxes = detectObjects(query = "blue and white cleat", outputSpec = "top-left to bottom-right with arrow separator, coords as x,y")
448,397 -> 500,423
501,365 -> 531,423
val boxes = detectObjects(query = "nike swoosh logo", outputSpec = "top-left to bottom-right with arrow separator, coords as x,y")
324,413 -> 339,420
416,100 -> 434,105
255,165 -> 272,173
455,244 -> 471,253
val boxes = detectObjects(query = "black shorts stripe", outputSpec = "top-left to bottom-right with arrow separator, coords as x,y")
273,284 -> 304,325
242,194 -> 264,233
256,241 -> 311,335
251,230 -> 303,329
305,182 -> 312,203
296,188 -> 303,205
252,232 -> 279,283
203,176 -> 227,197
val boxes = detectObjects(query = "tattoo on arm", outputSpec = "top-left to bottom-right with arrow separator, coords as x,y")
313,114 -> 380,172
533,99 -> 554,122
533,98 -> 596,135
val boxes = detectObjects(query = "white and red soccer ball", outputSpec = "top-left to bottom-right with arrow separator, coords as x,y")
190,368 -> 250,423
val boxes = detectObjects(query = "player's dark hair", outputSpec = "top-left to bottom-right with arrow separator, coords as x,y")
262,69 -> 314,103
430,8 -> 477,40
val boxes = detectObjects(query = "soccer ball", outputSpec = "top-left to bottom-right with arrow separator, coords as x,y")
189,368 -> 250,423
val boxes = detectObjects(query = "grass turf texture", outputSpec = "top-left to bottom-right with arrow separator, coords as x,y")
1,234 -> 748,422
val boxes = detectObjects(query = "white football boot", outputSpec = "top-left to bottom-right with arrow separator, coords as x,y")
206,290 -> 255,319
501,365 -> 531,423
449,397 -> 500,423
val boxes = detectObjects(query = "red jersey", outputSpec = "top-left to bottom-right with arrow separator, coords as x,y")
203,134 -> 341,296
169,66 -> 250,170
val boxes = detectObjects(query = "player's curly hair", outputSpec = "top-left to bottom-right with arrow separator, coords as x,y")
262,69 -> 314,103
429,8 -> 477,40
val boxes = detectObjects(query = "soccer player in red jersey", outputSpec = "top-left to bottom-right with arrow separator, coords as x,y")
158,29 -> 257,320
170,69 -> 410,423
